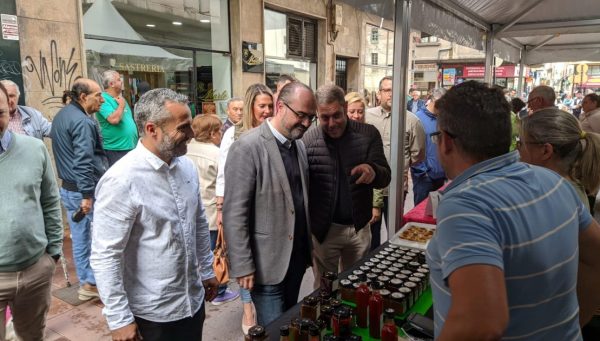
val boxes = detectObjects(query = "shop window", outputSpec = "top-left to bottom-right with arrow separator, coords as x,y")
588,65 -> 600,76
81,0 -> 232,118
371,53 -> 379,66
371,28 -> 379,43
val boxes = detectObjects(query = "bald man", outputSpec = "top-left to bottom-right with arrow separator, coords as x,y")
527,85 -> 556,114
50,78 -> 108,301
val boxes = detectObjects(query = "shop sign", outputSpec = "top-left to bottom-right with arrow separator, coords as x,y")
242,41 -> 264,73
415,63 -> 437,71
118,63 -> 165,73
443,68 -> 456,86
1,14 -> 19,40
462,65 -> 517,78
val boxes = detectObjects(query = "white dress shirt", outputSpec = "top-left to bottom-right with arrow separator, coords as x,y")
216,125 -> 234,197
91,141 -> 214,330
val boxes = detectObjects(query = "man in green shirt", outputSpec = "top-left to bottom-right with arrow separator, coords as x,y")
97,70 -> 138,166
0,81 -> 62,340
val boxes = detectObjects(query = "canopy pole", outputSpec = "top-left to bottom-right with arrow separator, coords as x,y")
484,28 -> 495,84
517,48 -> 527,98
388,0 -> 412,239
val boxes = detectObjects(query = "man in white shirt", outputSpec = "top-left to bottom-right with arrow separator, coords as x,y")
91,88 -> 218,341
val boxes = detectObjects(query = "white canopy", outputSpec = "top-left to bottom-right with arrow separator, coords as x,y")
341,0 -> 600,65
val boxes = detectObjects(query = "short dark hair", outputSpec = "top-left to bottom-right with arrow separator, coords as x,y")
379,76 -> 392,90
510,97 -> 526,113
584,93 -> 600,109
435,80 -> 512,161
277,74 -> 296,85
314,83 -> 345,107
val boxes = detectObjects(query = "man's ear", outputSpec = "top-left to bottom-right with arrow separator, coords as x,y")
145,122 -> 158,137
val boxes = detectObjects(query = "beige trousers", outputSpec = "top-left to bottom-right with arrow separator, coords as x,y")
0,253 -> 56,341
312,223 -> 371,289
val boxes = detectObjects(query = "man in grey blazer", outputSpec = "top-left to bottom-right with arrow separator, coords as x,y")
223,82 -> 316,326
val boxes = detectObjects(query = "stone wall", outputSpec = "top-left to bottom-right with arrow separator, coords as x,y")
17,0 -> 85,119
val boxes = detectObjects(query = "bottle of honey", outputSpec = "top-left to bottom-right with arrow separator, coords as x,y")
355,273 -> 370,328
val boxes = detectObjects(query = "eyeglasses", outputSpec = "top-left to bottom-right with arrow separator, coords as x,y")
379,88 -> 392,94
283,102 -> 318,123
515,136 -> 545,150
430,130 -> 456,144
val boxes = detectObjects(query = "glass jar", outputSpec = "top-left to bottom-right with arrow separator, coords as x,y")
390,292 -> 407,315
280,325 -> 290,341
380,250 -> 390,256
301,296 -> 320,321
403,282 -> 418,307
383,271 -> 395,278
339,279 -> 355,302
369,257 -> 381,264
399,287 -> 414,308
347,274 -> 359,283
407,261 -> 421,272
413,272 -> 428,289
364,261 -> 375,267
366,272 -> 378,284
381,260 -> 392,266
321,271 -> 339,296
245,325 -> 268,341
332,306 -> 352,337
408,277 -> 423,297
372,268 -> 383,275
319,305 -> 334,329
359,265 -> 370,272
388,278 -> 404,291
376,275 -> 391,287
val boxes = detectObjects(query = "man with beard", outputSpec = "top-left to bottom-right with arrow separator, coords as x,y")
91,88 -> 219,341
303,84 -> 391,288
96,70 -> 138,166
50,78 -> 108,301
223,82 -> 315,326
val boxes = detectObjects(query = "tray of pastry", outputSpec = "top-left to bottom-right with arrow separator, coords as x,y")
389,222 -> 436,249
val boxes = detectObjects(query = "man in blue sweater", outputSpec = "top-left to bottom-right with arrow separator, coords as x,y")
0,81 -> 63,340
51,78 -> 108,301
411,87 -> 447,205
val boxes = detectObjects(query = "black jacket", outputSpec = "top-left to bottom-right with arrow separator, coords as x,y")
302,120 -> 391,243
50,102 -> 107,198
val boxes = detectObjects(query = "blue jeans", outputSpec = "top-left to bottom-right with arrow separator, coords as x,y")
251,254 -> 306,326
412,173 -> 446,206
209,230 -> 252,302
59,188 -> 95,286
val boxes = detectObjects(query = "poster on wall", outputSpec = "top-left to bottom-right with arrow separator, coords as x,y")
443,68 -> 456,86
1,14 -> 18,40
242,41 -> 264,73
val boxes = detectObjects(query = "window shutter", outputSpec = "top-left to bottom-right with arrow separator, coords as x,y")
303,21 -> 316,60
287,17 -> 303,58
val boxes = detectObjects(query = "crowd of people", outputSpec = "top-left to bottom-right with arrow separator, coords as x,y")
1,70 -> 600,341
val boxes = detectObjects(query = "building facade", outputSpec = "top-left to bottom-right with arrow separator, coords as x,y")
3,0 -> 398,121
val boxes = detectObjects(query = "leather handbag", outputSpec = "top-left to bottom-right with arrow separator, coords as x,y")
212,224 -> 230,284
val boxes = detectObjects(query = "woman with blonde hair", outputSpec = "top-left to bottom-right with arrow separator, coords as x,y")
519,108 -> 600,212
215,83 -> 273,334
345,91 -> 367,123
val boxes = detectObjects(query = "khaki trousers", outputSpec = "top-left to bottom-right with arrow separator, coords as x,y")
312,223 -> 371,289
0,253 -> 56,341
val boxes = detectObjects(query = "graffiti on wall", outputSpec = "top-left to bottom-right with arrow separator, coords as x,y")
23,40 -> 80,110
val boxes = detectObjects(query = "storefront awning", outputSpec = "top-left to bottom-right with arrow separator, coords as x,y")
83,0 -> 188,60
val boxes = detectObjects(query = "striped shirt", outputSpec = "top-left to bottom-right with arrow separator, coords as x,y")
427,151 -> 591,340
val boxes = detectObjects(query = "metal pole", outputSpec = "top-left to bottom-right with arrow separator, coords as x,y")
484,29 -> 495,84
388,0 -> 412,239
517,48 -> 526,97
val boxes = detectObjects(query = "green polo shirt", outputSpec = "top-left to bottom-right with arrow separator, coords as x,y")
96,92 -> 138,151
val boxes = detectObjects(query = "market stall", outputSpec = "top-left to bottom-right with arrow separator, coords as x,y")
263,202 -> 438,340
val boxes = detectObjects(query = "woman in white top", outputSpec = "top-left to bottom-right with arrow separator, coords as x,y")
216,83 -> 273,334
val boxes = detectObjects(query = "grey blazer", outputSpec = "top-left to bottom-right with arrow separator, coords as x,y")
222,122 -> 311,285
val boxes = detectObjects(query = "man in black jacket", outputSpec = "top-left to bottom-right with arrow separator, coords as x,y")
303,84 -> 391,288
50,78 -> 108,301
